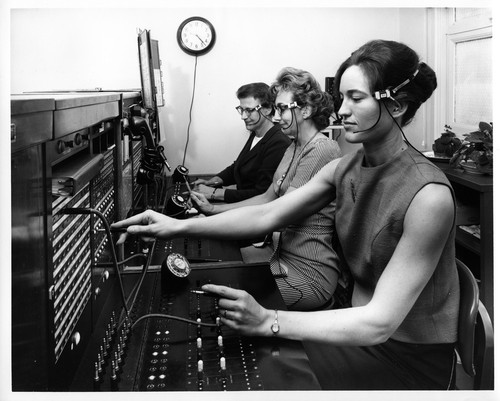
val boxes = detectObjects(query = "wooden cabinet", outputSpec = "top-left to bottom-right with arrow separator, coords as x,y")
434,161 -> 493,320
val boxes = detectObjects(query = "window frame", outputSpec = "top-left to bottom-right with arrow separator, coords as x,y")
432,8 -> 492,140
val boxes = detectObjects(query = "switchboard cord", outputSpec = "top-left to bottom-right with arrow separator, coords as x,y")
131,313 -> 218,330
95,252 -> 152,332
116,179 -> 175,330
61,208 -> 130,319
118,253 -> 148,266
127,188 -> 220,332
116,240 -> 154,332
153,177 -> 160,211
93,252 -> 147,268
157,145 -> 171,172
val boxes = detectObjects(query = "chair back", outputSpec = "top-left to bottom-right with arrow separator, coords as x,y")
455,258 -> 480,377
455,259 -> 494,389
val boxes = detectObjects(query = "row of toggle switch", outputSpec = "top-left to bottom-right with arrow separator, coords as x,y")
192,293 -> 230,391
93,312 -> 133,389
93,283 -> 263,391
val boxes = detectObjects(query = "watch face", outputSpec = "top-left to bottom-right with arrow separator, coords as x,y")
177,17 -> 216,56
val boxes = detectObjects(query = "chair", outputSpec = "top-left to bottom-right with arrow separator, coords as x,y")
455,258 -> 494,390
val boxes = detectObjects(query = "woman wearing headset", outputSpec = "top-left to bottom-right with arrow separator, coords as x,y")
190,67 -> 343,312
192,82 -> 291,203
113,40 -> 459,389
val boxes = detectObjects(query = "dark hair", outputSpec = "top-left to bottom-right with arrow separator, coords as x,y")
236,82 -> 274,109
334,40 -> 437,126
270,67 -> 334,131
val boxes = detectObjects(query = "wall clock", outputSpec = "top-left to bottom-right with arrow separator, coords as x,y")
177,16 -> 216,56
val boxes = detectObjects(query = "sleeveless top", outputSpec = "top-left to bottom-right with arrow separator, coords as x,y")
333,147 -> 459,343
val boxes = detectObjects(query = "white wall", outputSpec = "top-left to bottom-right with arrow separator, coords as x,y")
398,7 -> 433,150
11,7 -> 429,174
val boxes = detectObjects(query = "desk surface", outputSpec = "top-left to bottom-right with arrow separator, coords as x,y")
432,160 -> 493,192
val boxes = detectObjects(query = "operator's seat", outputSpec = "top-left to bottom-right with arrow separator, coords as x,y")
454,258 -> 494,390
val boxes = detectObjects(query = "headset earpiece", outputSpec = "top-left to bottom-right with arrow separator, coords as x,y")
374,89 -> 394,101
373,68 -> 420,105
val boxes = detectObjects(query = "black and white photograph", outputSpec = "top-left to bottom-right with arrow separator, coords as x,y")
1,1 -> 496,400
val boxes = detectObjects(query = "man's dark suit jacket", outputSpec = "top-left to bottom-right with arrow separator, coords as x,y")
217,124 -> 291,203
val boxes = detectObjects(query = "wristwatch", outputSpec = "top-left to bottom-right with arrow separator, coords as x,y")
271,310 -> 280,335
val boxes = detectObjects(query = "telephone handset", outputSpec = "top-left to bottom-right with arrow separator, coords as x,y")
165,165 -> 192,218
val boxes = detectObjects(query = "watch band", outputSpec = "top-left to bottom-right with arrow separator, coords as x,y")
271,309 -> 280,335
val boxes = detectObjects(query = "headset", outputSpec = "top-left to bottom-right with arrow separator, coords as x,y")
241,103 -> 275,125
353,68 -> 420,134
373,68 -> 419,108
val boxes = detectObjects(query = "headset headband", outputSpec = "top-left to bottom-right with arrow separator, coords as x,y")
374,68 -> 420,101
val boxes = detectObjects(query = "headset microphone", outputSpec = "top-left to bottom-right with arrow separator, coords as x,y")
353,104 -> 382,134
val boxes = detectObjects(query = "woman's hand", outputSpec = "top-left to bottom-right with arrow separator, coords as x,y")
192,177 -> 223,187
202,284 -> 274,337
111,209 -> 180,244
191,178 -> 210,186
193,183 -> 218,199
190,191 -> 215,215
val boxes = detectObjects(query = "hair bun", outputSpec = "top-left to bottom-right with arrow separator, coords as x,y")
413,62 -> 437,104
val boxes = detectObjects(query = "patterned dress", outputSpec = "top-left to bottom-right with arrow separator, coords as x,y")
269,134 -> 342,310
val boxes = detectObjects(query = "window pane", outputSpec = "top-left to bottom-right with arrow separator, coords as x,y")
454,36 -> 492,126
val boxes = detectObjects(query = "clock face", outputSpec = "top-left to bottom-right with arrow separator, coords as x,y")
177,17 -> 216,56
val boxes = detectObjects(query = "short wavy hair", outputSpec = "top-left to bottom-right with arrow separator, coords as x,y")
270,67 -> 334,131
236,82 -> 274,109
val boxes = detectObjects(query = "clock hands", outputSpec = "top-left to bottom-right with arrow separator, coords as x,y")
195,34 -> 207,47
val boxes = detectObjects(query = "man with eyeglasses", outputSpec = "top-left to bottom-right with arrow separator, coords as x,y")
192,82 -> 291,203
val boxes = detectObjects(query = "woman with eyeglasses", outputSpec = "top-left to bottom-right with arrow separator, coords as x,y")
112,41 -> 459,390
191,82 -> 290,203
117,68 -> 343,311
190,67 -> 343,311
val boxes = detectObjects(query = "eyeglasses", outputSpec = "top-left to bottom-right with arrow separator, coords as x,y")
274,102 -> 299,116
235,105 -> 262,116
